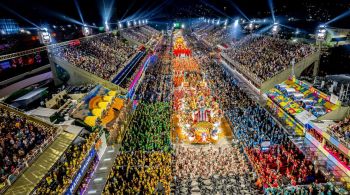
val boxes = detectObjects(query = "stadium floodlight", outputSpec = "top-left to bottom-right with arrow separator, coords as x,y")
316,25 -> 327,41
234,19 -> 239,27
249,23 -> 253,29
272,25 -> 278,33
38,28 -> 51,45
82,24 -> 90,36
104,21 -> 110,32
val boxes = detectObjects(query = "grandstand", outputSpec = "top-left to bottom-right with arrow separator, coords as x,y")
0,0 -> 350,194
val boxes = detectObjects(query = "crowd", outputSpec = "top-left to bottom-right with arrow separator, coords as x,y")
198,51 -> 288,147
193,40 -> 329,191
173,172 -> 259,194
264,182 -> 338,194
34,130 -> 98,194
200,25 -> 232,47
324,141 -> 350,170
103,152 -> 172,194
174,145 -> 251,179
230,104 -> 288,147
247,142 -> 325,188
77,155 -> 99,195
329,115 -> 350,144
104,102 -> 172,194
0,107 -> 55,188
223,35 -> 315,82
121,102 -> 171,152
52,33 -> 137,81
135,39 -> 172,103
121,27 -> 154,45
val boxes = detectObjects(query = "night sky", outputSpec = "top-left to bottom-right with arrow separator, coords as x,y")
0,0 -> 348,27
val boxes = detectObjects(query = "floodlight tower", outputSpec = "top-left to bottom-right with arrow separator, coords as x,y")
314,24 -> 327,76
82,24 -> 91,36
38,28 -> 51,45
104,21 -> 110,32
272,22 -> 279,37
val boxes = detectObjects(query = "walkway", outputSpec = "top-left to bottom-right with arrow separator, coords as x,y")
84,145 -> 120,195
5,131 -> 76,195
112,51 -> 145,85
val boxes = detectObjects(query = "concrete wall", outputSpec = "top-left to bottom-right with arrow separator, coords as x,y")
49,56 -> 127,95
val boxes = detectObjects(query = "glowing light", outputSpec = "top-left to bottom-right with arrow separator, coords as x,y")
268,0 -> 276,22
181,23 -> 185,29
118,22 -> 122,29
272,25 -> 278,32
82,24 -> 90,36
249,23 -> 253,29
104,21 -> 110,32
234,19 -> 239,27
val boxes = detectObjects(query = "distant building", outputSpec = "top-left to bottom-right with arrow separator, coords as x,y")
0,19 -> 19,35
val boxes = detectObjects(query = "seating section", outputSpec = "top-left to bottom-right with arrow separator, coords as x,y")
222,35 -> 315,82
0,107 -> 56,189
52,34 -> 137,81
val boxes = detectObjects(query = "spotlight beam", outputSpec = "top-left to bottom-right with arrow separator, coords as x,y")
120,1 -> 137,21
201,0 -> 232,19
326,9 -> 350,25
256,24 -> 274,34
268,0 -> 275,22
40,8 -> 84,26
225,0 -> 250,21
74,0 -> 85,24
0,3 -> 40,28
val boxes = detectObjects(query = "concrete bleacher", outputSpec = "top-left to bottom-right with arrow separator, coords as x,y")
49,56 -> 127,95
4,131 -> 77,195
0,103 -> 69,194
221,51 -> 321,93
